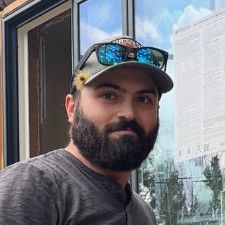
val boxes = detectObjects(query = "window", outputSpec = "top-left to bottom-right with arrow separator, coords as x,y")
136,1 -> 225,224
17,2 -> 71,159
3,0 -> 68,164
79,0 -> 122,54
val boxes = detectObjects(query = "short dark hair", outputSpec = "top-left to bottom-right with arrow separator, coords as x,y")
72,90 -> 80,101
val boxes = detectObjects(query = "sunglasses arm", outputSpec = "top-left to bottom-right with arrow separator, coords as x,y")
71,45 -> 96,81
163,52 -> 168,71
164,60 -> 167,71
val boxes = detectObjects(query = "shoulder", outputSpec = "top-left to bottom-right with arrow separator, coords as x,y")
0,150 -> 64,224
0,149 -> 68,210
0,149 -> 67,190
0,150 -> 61,190
130,191 -> 156,224
132,191 -> 154,211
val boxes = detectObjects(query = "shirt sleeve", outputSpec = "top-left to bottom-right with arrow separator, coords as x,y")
0,162 -> 59,225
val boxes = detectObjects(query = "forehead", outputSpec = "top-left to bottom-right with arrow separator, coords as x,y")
86,68 -> 159,93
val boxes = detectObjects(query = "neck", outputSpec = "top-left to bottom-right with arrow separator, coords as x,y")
65,141 -> 131,188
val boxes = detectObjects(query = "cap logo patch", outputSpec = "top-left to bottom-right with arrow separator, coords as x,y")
112,38 -> 142,48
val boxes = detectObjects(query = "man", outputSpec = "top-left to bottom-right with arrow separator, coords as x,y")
0,36 -> 173,224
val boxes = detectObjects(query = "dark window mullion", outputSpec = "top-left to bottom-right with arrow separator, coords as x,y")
122,0 -> 135,37
127,0 -> 135,38
4,22 -> 19,165
71,0 -> 88,72
71,1 -> 80,72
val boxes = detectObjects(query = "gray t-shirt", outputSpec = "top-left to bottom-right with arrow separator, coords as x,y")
0,149 -> 156,225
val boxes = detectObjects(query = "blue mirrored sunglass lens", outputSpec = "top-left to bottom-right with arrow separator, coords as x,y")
98,44 -> 127,65
137,48 -> 164,68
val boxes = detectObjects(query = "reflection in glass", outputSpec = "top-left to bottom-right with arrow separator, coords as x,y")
79,0 -> 122,55
136,0 -> 225,224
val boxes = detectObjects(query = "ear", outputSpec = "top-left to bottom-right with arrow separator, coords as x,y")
65,94 -> 76,123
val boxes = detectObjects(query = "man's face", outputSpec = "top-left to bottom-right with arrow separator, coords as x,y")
71,68 -> 159,171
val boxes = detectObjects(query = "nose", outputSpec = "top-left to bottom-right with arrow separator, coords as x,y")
116,101 -> 136,121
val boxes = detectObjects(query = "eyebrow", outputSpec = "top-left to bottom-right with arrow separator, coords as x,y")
137,89 -> 158,97
95,83 -> 124,92
95,83 -> 158,96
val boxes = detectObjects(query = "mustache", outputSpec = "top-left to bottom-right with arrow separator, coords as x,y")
103,119 -> 145,137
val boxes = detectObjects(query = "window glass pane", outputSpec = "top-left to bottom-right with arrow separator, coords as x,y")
136,1 -> 225,224
80,0 -> 122,54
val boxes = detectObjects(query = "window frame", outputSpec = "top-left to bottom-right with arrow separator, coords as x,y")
72,0 -> 135,69
2,0 -> 68,165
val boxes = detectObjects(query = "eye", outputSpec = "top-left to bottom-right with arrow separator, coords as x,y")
100,92 -> 117,100
138,95 -> 152,103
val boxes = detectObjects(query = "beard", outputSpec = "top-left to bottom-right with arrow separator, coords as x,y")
71,105 -> 159,171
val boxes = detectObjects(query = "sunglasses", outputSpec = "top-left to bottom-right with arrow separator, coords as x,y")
74,42 -> 168,74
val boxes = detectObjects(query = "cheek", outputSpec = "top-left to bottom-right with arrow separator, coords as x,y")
139,111 -> 158,133
80,100 -> 116,129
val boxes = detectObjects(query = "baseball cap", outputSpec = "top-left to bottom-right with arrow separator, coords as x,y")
71,36 -> 173,94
